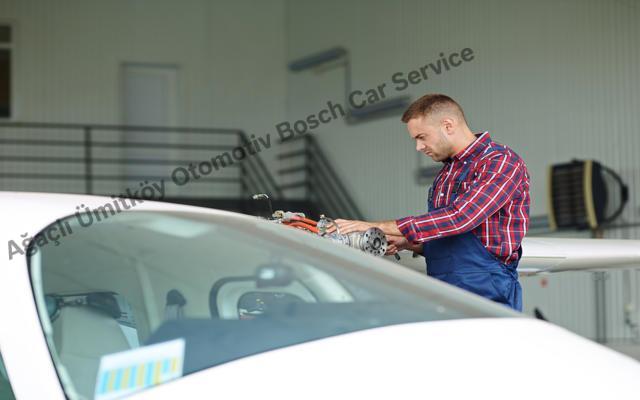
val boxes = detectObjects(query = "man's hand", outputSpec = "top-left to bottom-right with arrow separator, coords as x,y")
332,219 -> 373,235
386,234 -> 423,255
385,235 -> 407,255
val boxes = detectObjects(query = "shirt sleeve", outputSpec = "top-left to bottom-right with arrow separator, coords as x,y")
396,152 -> 525,243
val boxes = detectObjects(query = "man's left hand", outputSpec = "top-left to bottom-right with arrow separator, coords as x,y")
332,219 -> 373,235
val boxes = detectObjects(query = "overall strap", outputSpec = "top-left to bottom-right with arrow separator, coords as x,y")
449,162 -> 473,203
450,145 -> 499,203
427,168 -> 445,210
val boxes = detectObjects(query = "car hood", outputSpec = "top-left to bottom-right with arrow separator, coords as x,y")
137,318 -> 640,399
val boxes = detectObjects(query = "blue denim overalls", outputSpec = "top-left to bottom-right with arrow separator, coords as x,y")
422,158 -> 522,311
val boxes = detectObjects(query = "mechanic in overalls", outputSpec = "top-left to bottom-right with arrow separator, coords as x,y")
334,94 -> 530,311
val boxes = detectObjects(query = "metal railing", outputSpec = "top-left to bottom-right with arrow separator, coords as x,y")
237,131 -> 282,199
0,122 -> 281,200
277,134 -> 364,220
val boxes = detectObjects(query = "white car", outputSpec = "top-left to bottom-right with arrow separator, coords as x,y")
1,192 -> 639,400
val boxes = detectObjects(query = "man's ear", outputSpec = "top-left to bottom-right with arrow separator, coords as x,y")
441,117 -> 455,134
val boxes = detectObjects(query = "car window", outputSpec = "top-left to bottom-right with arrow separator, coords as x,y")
29,210 -> 513,399
0,350 -> 16,400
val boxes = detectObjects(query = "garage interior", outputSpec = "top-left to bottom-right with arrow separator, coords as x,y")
0,0 -> 639,361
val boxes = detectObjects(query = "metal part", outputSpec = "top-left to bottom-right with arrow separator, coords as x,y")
323,228 -> 387,257
266,207 -> 387,257
349,228 -> 387,257
622,270 -> 640,344
594,271 -> 608,343
272,210 -> 306,222
324,233 -> 350,247
317,214 -> 337,236
252,193 -> 274,217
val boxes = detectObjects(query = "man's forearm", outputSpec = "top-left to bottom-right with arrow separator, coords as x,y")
373,220 -> 403,236
334,218 -> 404,237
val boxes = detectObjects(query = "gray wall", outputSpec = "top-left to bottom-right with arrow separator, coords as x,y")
285,0 -> 640,221
0,0 -> 287,196
285,0 -> 640,341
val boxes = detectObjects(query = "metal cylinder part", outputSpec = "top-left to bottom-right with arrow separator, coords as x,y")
326,228 -> 387,256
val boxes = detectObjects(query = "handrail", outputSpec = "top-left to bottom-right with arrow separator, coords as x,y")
238,132 -> 283,199
0,122 -> 280,200
305,137 -> 363,219
305,136 -> 364,219
277,134 -> 364,220
0,121 -> 240,134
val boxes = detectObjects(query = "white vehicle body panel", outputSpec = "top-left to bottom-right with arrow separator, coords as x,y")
1,192 -> 639,400
137,319 -> 640,400
398,236 -> 640,275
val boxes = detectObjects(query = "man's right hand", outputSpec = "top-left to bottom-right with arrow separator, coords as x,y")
386,235 -> 410,255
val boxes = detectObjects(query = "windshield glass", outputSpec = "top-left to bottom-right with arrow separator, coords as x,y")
30,210 -> 513,399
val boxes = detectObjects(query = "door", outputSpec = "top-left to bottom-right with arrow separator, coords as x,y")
121,64 -> 178,185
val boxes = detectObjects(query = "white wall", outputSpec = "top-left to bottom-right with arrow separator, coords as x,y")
0,0 -> 287,197
284,0 -> 640,342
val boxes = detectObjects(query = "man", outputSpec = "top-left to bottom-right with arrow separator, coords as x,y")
335,94 -> 530,311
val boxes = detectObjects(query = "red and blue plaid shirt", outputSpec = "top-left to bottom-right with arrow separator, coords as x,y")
396,132 -> 530,265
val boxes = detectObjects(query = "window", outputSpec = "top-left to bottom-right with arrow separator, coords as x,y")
0,350 -> 17,400
29,210 -> 509,399
0,24 -> 11,118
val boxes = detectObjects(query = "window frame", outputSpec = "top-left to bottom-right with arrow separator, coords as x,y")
0,21 -> 14,120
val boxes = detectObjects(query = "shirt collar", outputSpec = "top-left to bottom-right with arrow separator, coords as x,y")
452,131 -> 491,162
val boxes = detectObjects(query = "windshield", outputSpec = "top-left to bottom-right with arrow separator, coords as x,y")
29,210 -> 513,399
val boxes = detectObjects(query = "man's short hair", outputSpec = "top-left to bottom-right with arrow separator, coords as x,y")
401,93 -> 466,123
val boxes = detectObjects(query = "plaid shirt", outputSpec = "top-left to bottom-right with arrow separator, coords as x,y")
396,132 -> 530,265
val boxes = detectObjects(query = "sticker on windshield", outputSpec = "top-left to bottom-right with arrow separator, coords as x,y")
94,338 -> 185,400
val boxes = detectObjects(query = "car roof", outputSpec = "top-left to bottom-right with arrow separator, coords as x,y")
0,191 -> 242,234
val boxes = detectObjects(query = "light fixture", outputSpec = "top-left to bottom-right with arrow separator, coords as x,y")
288,47 -> 410,123
288,47 -> 347,71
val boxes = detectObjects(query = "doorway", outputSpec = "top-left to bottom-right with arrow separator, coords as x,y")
120,64 -> 179,184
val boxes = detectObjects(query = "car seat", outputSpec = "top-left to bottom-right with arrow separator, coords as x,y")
52,306 -> 131,398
